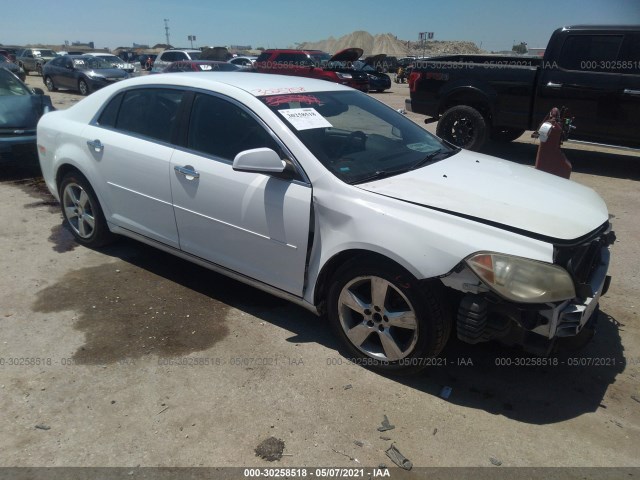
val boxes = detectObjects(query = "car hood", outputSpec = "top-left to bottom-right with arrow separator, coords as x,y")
329,48 -> 364,63
84,68 -> 129,78
0,95 -> 46,129
356,150 -> 609,241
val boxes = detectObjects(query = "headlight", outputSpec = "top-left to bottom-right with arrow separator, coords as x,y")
465,252 -> 576,303
336,72 -> 352,79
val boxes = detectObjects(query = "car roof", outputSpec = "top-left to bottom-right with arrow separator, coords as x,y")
111,72 -> 351,97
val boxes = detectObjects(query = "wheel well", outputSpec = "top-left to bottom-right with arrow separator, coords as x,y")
440,93 -> 492,122
55,164 -> 84,191
313,249 -> 411,312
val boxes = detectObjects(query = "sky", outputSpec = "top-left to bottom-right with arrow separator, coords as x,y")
1,0 -> 638,52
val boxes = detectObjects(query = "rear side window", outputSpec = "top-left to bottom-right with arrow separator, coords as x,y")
112,88 -> 184,143
619,33 -> 640,74
559,35 -> 624,72
96,92 -> 123,127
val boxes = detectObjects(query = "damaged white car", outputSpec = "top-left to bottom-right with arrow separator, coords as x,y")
37,73 -> 614,374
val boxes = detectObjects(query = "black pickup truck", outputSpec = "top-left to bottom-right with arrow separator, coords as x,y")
406,25 -> 640,151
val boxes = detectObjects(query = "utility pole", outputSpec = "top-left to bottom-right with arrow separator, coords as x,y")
164,19 -> 171,47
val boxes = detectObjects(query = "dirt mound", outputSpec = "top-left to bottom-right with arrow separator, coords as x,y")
297,31 -> 484,57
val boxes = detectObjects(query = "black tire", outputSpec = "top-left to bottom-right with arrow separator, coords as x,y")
20,63 -> 29,75
58,172 -> 114,248
78,79 -> 90,96
327,257 -> 451,375
44,76 -> 57,92
490,127 -> 526,143
436,105 -> 488,151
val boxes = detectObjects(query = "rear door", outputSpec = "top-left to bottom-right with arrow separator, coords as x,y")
170,92 -> 312,296
536,34 -> 623,143
83,87 -> 185,247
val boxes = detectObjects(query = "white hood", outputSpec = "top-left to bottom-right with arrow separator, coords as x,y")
357,150 -> 608,241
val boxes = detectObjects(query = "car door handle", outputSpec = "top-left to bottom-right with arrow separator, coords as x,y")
174,165 -> 200,179
87,139 -> 104,152
546,82 -> 562,89
623,89 -> 640,96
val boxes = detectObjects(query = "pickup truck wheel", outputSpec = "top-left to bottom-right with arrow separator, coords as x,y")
19,63 -> 29,75
327,258 -> 450,375
490,127 -> 526,143
436,105 -> 488,151
59,172 -> 114,248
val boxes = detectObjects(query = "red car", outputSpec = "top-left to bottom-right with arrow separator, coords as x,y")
161,60 -> 244,73
255,48 -> 369,92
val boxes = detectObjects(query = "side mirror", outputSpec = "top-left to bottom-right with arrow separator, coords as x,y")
233,148 -> 286,174
32,87 -> 45,95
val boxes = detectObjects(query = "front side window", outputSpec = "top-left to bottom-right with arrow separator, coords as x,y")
112,88 -> 183,143
260,90 -> 456,184
187,94 -> 280,161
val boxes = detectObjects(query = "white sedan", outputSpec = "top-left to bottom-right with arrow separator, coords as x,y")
37,73 -> 614,373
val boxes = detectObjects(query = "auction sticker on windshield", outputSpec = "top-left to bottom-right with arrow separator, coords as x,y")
279,108 -> 332,130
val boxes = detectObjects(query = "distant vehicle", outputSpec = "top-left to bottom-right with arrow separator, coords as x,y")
16,48 -> 58,76
162,60 -> 243,73
0,68 -> 53,162
138,54 -> 157,71
406,25 -> 640,151
42,55 -> 129,95
151,49 -> 202,72
353,55 -> 391,92
85,53 -> 138,74
229,55 -> 257,67
0,47 -> 22,63
0,55 -> 26,81
255,48 -> 369,92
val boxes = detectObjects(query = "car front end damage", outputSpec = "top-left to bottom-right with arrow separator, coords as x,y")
441,222 -> 615,355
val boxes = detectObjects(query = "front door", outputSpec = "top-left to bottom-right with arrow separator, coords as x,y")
170,93 -> 312,296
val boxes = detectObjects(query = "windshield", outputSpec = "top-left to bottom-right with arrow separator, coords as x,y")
309,52 -> 331,67
189,52 -> 202,60
0,68 -> 30,96
99,55 -> 124,64
73,57 -> 113,70
260,90 -> 456,184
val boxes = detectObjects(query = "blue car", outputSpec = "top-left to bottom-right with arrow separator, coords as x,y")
353,60 -> 391,93
0,68 -> 53,162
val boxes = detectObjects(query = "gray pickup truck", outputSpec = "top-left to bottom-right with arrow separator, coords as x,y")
16,48 -> 58,76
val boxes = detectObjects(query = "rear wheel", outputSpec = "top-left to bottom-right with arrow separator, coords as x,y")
59,172 -> 114,247
327,258 -> 450,375
436,105 -> 488,151
44,76 -> 57,92
78,79 -> 90,96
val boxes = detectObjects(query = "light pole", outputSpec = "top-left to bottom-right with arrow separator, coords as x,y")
164,19 -> 170,47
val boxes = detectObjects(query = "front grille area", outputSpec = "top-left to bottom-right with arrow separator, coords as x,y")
554,222 -> 615,299
0,128 -> 36,137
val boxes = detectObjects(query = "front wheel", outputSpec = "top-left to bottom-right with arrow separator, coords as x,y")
78,79 -> 90,96
59,172 -> 114,247
436,105 -> 488,151
327,258 -> 450,375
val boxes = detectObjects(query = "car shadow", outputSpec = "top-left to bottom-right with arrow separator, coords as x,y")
60,237 -> 625,425
483,140 -> 640,181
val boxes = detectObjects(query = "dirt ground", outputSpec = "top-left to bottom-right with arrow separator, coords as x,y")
0,73 -> 639,473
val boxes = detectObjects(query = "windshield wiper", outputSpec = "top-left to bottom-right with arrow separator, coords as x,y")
409,149 -> 454,171
349,168 -> 411,185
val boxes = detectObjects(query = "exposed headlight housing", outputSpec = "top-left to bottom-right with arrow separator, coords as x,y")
465,252 -> 576,303
336,72 -> 352,79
